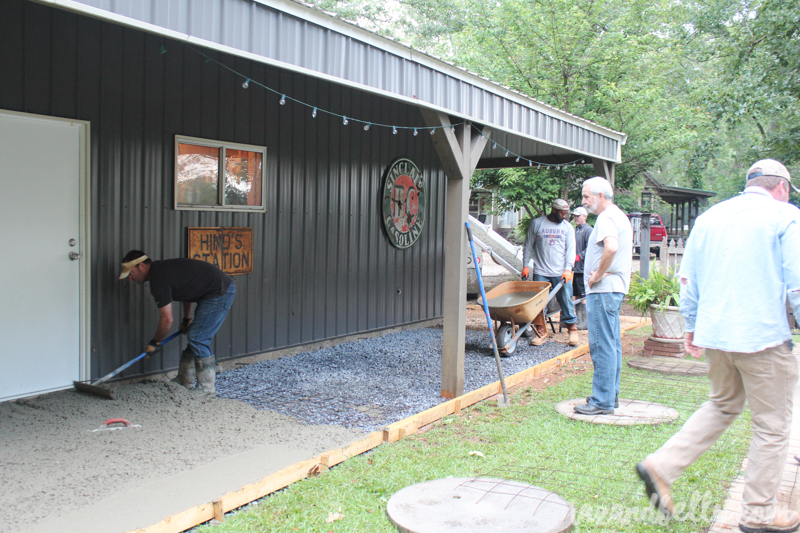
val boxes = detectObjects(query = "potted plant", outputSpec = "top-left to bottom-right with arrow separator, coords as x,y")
627,269 -> 685,339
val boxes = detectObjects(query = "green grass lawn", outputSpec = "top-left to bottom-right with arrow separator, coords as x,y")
200,328 -> 750,532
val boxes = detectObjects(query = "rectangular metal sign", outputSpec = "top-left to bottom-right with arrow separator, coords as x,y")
187,227 -> 253,275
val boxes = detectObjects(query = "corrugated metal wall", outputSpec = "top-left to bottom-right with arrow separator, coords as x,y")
56,0 -> 623,162
1,0 -> 445,378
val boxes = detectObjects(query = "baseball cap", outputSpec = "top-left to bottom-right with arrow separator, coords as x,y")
746,159 -> 799,192
572,207 -> 588,217
552,198 -> 570,210
119,250 -> 148,279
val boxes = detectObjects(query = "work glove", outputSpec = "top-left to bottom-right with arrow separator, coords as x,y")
180,317 -> 192,334
561,270 -> 574,283
145,339 -> 162,357
575,254 -> 581,263
521,266 -> 529,281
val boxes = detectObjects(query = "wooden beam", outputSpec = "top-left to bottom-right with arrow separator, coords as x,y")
419,110 -> 490,398
593,159 -> 616,188
134,322 -> 652,533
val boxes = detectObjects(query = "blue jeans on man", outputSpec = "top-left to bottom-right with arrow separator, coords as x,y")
187,283 -> 236,358
585,292 -> 624,410
533,274 -> 577,326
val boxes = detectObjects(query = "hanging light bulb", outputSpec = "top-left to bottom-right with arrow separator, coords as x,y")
364,123 -> 371,131
493,142 -> 497,149
343,116 -> 348,125
413,128 -> 418,136
529,160 -> 532,166
505,150 -> 509,157
393,127 -> 398,135
557,165 -> 560,170
516,156 -> 520,162
430,128 -> 435,135
312,107 -> 317,118
242,78 -> 250,89
279,95 -> 286,105
451,125 -> 455,134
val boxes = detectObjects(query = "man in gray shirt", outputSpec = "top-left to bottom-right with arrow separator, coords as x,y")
574,177 -> 633,416
572,206 -> 592,300
521,198 -> 579,346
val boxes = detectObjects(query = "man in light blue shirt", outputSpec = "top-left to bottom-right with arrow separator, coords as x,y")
637,159 -> 800,533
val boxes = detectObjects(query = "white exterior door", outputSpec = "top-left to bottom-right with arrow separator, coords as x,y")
0,111 -> 88,401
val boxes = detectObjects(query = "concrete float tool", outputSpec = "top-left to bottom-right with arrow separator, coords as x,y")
466,221 -> 511,408
73,330 -> 181,399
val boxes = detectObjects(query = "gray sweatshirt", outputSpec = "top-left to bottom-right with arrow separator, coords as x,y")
522,215 -> 576,277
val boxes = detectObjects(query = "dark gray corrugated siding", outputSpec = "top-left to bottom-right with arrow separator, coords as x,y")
46,0 -> 624,162
1,0 -> 445,378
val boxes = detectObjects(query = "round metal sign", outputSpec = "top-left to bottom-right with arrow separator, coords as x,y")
382,158 -> 426,249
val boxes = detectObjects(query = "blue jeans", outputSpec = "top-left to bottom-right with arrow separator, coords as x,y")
586,292 -> 624,409
533,274 -> 576,325
186,283 -> 236,359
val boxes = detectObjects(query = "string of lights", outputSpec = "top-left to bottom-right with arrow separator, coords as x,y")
174,42 -> 588,171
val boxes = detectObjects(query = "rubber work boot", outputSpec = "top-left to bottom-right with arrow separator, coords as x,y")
739,511 -> 800,533
172,349 -> 196,389
567,324 -> 580,346
530,325 -> 548,346
194,355 -> 216,396
636,460 -> 674,517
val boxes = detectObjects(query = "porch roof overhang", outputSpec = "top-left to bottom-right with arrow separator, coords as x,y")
32,0 -> 626,168
644,172 -> 717,205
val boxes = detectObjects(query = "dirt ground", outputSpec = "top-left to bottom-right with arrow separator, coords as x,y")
0,381 -> 362,533
0,270 -> 649,533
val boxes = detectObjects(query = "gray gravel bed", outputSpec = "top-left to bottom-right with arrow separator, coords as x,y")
216,327 -> 570,432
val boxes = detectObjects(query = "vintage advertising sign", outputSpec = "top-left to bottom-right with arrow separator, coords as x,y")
188,227 -> 253,275
382,158 -> 426,249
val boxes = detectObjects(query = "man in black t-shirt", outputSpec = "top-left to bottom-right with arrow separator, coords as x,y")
119,250 -> 236,395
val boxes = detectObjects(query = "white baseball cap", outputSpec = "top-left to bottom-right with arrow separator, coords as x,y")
572,207 -> 588,217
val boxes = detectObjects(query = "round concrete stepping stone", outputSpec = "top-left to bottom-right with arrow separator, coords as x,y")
556,398 -> 679,426
627,356 -> 708,376
386,477 -> 574,533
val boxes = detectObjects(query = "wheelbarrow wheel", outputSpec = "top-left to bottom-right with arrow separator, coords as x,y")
496,324 -> 516,357
521,324 -> 535,338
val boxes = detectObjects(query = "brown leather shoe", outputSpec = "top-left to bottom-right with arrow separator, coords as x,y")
530,325 -> 548,346
739,510 -> 800,533
567,325 -> 580,346
636,460 -> 674,517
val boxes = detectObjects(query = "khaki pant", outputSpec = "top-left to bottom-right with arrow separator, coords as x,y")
646,342 -> 797,525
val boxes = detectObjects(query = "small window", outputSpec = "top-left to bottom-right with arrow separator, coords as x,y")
175,136 -> 266,212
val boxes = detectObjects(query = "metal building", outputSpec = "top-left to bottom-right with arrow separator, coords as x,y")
0,0 -> 625,402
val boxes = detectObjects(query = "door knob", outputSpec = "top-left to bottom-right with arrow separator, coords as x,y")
69,252 -> 81,261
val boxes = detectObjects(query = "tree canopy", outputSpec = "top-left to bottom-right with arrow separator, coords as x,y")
315,0 -> 800,213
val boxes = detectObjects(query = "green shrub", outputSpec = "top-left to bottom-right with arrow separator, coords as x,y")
628,269 -> 680,315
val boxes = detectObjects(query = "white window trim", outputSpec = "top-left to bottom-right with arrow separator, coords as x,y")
174,135 -> 267,213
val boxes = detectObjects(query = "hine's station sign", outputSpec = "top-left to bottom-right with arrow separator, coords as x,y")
188,227 -> 253,275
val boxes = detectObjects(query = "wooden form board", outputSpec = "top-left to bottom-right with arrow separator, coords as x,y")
132,321 -> 647,533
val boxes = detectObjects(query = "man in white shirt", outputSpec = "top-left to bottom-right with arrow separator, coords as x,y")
574,177 -> 632,416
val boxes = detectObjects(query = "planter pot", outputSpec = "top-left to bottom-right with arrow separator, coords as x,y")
649,304 -> 685,339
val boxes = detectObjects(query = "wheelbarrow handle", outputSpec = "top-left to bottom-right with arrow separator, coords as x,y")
94,330 -> 182,385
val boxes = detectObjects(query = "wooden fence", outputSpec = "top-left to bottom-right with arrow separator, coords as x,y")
658,237 -> 684,275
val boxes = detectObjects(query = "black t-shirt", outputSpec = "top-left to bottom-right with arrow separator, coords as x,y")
148,259 -> 233,308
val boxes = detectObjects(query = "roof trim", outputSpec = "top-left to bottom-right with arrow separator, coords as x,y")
32,0 -> 626,160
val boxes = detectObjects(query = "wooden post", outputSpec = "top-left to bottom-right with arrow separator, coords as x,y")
592,159 -> 616,188
420,109 -> 489,398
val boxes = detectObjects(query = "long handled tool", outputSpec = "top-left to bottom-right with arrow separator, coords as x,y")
73,331 -> 181,399
466,221 -> 510,408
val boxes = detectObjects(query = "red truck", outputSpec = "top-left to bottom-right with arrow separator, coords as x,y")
627,212 -> 668,256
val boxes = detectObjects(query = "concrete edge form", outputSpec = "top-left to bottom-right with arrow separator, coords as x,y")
132,321 -> 648,533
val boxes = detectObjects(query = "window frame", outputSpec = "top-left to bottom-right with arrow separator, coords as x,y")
174,135 -> 267,213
